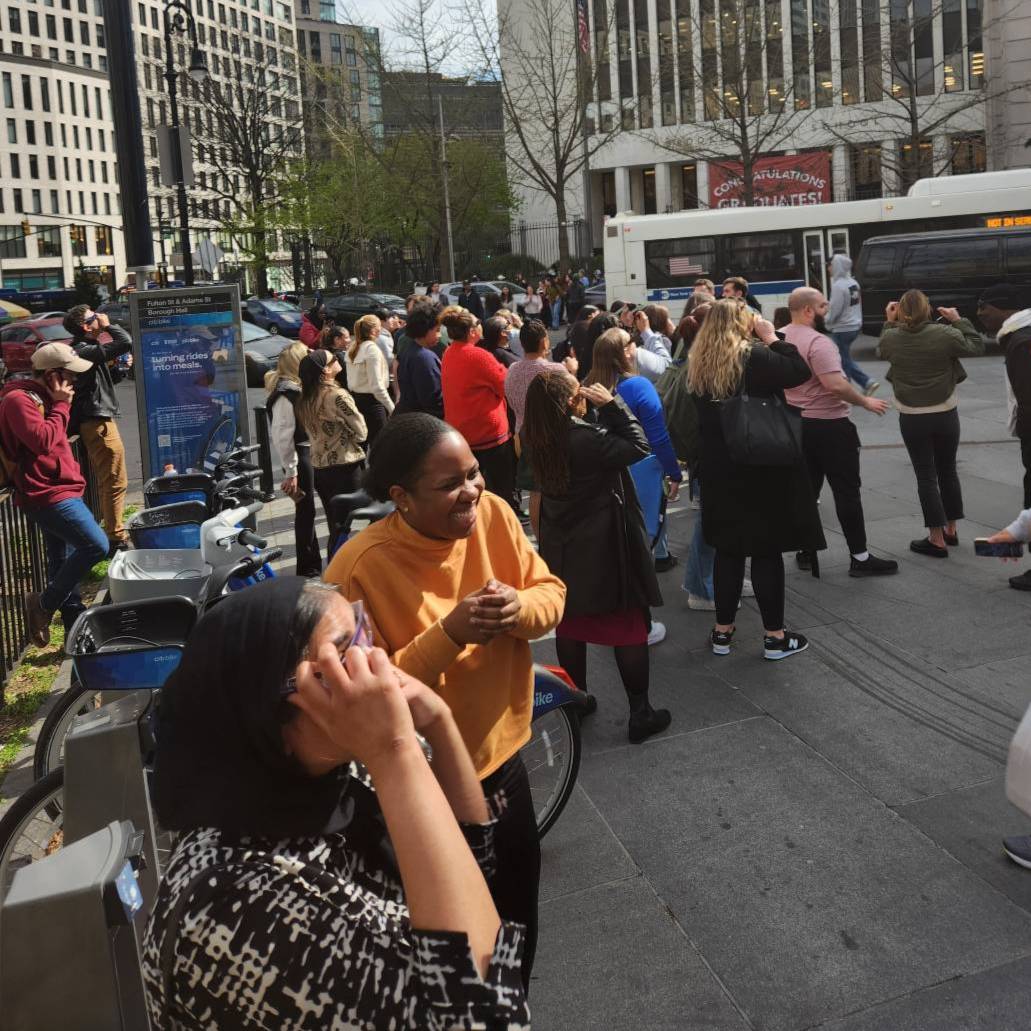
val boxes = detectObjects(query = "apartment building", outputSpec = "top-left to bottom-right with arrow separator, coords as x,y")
0,2 -> 124,292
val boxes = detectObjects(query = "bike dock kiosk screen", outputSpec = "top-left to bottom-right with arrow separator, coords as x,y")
130,286 -> 250,480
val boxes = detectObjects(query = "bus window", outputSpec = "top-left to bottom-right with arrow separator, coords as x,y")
720,232 -> 801,282
1005,233 -> 1031,273
902,237 -> 1000,284
643,237 -> 716,287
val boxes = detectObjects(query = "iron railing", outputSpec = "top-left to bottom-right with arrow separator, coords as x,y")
0,434 -> 101,705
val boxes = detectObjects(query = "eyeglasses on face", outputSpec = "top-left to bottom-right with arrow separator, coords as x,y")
281,600 -> 373,697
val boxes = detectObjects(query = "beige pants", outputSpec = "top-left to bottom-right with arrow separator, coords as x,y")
79,418 -> 128,542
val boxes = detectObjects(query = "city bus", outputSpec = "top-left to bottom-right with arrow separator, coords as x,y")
601,168 -> 1031,319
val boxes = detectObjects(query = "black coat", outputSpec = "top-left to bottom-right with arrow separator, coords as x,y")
534,397 -> 663,617
456,290 -> 485,320
693,342 -> 825,557
69,322 -> 133,429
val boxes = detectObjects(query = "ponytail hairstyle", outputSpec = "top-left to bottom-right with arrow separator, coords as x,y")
897,289 -> 932,332
521,370 -> 578,494
350,314 -> 381,361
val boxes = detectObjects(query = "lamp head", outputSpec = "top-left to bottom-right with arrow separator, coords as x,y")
188,47 -> 208,81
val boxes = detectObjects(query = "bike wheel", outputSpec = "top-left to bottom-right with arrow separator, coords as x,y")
196,415 -> 237,472
522,705 -> 581,839
32,678 -> 103,781
0,769 -> 65,901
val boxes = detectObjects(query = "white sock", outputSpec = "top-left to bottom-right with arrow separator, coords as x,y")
852,551 -> 870,562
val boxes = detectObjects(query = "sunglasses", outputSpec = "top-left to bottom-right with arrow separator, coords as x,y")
83,313 -> 98,326
281,600 -> 373,697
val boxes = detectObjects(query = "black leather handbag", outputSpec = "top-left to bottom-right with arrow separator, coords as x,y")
719,387 -> 803,466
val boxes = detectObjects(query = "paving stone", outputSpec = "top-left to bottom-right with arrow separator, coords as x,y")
533,878 -> 751,1031
577,718 -> 1031,1031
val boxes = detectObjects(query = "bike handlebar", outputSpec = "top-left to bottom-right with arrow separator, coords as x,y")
238,529 -> 266,549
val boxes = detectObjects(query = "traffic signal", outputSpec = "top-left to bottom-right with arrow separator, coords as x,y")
20,219 -> 30,237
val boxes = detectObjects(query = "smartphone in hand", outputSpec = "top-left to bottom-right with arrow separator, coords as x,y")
974,538 -> 1025,558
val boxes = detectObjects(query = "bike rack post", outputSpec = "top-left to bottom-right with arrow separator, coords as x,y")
253,405 -> 275,497
63,691 -> 161,928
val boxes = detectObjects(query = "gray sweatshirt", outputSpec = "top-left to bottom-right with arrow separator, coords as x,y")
1006,508 -> 1031,542
826,254 -> 863,333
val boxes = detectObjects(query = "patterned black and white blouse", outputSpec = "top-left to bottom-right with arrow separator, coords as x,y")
141,814 -> 530,1030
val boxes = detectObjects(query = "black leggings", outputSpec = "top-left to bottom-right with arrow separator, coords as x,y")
480,753 -> 539,993
475,439 -> 520,515
714,552 -> 785,631
555,637 -> 650,704
898,408 -> 963,529
314,462 -> 365,544
293,447 -> 322,577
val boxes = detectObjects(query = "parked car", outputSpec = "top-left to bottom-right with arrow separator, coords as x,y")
487,280 -> 529,310
856,226 -> 1031,334
242,322 -> 289,387
323,292 -> 407,329
0,317 -> 113,380
440,282 -> 498,309
242,298 -> 303,337
584,278 -> 607,308
98,300 -> 132,330
27,311 -> 68,321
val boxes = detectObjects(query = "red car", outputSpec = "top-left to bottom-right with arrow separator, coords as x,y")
0,318 -> 111,379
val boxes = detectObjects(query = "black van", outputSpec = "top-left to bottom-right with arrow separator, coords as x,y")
855,226 -> 1031,333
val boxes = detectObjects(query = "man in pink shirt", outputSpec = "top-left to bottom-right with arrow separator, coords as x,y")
782,287 -> 898,577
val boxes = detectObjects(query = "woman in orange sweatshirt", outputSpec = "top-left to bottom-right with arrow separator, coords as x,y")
324,412 -> 566,991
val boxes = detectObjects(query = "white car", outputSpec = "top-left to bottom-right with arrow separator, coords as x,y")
439,281 -> 528,313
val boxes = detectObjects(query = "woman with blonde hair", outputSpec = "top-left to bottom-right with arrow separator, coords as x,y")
688,299 -> 822,661
296,350 -> 367,535
587,327 -> 683,591
345,314 -> 394,445
266,342 -> 322,576
878,288 -> 984,556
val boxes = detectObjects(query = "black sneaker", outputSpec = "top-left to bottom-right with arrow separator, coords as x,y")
1009,571 -> 1031,592
711,626 -> 735,656
654,554 -> 679,572
628,707 -> 672,744
1003,835 -> 1031,869
910,537 -> 948,558
795,550 -> 811,571
763,630 -> 809,661
849,554 -> 899,577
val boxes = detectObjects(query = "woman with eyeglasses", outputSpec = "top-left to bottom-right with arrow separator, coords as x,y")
324,413 -> 566,991
296,349 -> 367,530
521,369 -> 671,743
143,577 -> 530,1030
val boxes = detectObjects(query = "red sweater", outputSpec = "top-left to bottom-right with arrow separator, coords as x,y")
441,341 -> 511,450
0,380 -> 85,508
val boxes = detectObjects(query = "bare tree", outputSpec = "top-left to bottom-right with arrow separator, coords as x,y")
637,0 -> 818,207
190,61 -> 304,295
465,0 -> 621,267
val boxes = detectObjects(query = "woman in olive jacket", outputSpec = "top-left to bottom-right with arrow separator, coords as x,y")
521,370 -> 670,744
877,290 -> 984,557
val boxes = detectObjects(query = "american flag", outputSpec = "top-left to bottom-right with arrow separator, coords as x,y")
576,0 -> 590,54
669,256 -> 704,276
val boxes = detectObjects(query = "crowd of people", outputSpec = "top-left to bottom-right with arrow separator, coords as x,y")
4,267 -> 1031,1028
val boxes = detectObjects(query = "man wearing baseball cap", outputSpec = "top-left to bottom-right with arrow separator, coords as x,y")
977,284 -> 1031,590
0,342 -> 108,645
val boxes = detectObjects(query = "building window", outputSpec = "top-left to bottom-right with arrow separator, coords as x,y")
25,120 -> 35,144
657,0 -> 675,125
44,122 -> 53,145
643,167 -> 657,213
791,0 -> 810,109
968,0 -> 983,87
31,189 -> 41,213
50,188 -> 59,212
70,224 -> 87,256
13,188 -> 23,212
889,0 -> 910,98
5,118 -> 14,143
47,156 -> 56,178
913,0 -> 934,95
681,162 -> 699,208
21,75 -> 32,109
95,225 -> 113,255
37,226 -> 62,257
1,73 -> 11,108
330,32 -> 341,64
29,156 -> 38,178
10,154 -> 19,177
943,0 -> 964,91
9,7 -> 21,32
899,138 -> 932,190
951,132 -> 986,175
0,226 -> 27,259
41,80 -> 50,112
765,0 -> 784,112
634,0 -> 652,127
840,0 -> 860,104
594,0 -> 611,105
616,0 -> 633,126
700,0 -> 718,119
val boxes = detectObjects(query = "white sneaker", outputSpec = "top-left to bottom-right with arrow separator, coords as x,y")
687,594 -> 716,611
647,621 -> 667,646
741,579 -> 755,598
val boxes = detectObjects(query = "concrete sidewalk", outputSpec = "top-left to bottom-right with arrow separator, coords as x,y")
524,353 -> 1031,1029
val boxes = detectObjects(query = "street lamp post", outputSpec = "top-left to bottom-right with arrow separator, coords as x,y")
162,0 -> 207,287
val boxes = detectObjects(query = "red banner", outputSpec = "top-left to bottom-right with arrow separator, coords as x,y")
709,152 -> 832,209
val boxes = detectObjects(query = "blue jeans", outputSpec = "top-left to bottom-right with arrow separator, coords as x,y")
832,329 -> 870,389
683,483 -> 714,599
550,298 -> 563,329
26,497 -> 108,628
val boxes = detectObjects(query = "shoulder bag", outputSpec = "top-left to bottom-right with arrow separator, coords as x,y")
718,353 -> 803,466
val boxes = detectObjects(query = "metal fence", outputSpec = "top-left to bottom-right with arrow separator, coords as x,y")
0,435 -> 101,706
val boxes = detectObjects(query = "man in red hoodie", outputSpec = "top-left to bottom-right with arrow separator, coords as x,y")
0,343 -> 108,645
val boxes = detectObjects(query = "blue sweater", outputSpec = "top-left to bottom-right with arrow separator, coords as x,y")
397,345 -> 443,419
615,375 -> 682,480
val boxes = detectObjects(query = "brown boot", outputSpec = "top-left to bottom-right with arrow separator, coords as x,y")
24,591 -> 52,647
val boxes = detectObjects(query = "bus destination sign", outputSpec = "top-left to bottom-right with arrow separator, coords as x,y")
986,215 -> 1031,229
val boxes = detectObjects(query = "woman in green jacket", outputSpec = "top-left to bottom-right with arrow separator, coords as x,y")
878,289 -> 984,558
